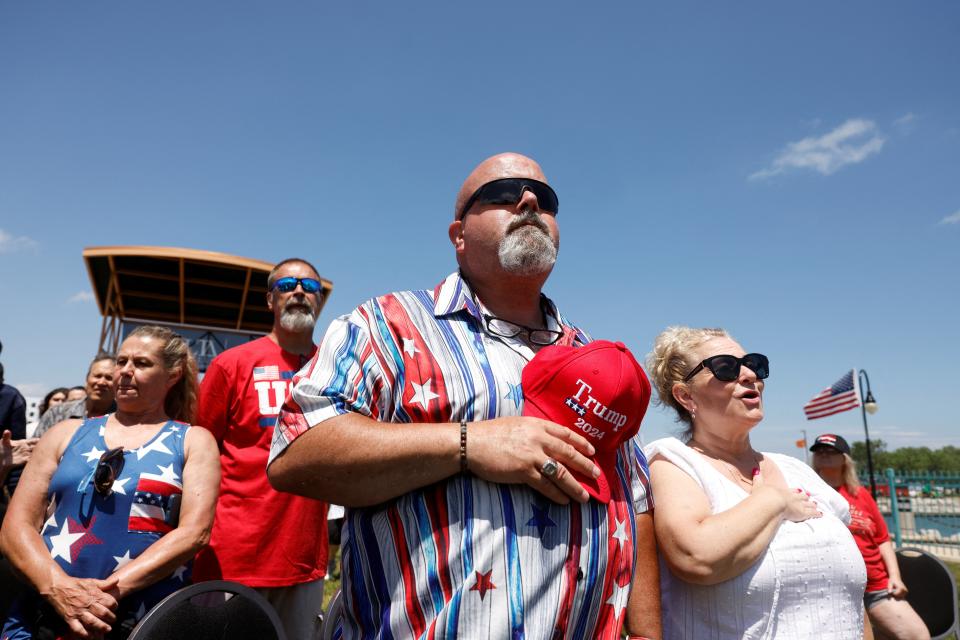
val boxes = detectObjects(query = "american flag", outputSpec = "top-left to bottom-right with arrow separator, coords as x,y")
253,365 -> 280,381
803,369 -> 861,420
129,467 -> 183,534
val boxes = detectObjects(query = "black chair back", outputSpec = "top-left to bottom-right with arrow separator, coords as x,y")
127,580 -> 287,640
895,547 -> 959,640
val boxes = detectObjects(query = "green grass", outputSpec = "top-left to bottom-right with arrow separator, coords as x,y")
323,546 -> 341,609
324,574 -> 341,608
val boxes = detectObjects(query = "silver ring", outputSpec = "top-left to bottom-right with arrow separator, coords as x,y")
541,458 -> 559,478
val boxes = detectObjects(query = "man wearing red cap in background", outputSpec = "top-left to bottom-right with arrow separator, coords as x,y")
267,153 -> 659,639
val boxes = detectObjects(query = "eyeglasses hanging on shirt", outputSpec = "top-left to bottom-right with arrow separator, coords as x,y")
476,299 -> 564,347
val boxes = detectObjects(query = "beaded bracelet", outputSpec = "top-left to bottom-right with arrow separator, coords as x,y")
460,420 -> 468,473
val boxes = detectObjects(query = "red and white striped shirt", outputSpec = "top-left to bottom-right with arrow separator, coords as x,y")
270,272 -> 652,639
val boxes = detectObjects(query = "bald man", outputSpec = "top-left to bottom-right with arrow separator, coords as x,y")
267,153 -> 659,639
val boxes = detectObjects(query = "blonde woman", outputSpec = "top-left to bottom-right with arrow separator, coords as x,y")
644,326 -> 866,639
811,434 -> 929,640
1,325 -> 220,639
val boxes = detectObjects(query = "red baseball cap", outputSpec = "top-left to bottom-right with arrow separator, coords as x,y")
521,340 -> 651,503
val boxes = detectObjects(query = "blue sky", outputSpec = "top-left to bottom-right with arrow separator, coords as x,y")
1,2 -> 958,457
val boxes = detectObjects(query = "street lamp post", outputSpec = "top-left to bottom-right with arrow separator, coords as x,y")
858,369 -> 879,498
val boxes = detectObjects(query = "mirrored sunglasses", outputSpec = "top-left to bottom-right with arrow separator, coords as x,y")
271,277 -> 322,294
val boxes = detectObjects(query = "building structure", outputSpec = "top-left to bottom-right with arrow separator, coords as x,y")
82,246 -> 333,372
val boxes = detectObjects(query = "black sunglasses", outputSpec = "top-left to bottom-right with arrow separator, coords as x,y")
94,447 -> 125,496
458,178 -> 559,220
683,353 -> 769,383
271,277 -> 322,294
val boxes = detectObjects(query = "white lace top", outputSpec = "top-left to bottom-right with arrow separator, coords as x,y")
645,437 -> 866,640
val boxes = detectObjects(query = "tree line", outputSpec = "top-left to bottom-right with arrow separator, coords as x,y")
851,440 -> 960,473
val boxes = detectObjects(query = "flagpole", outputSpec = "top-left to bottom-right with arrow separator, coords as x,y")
802,430 -> 809,465
858,369 -> 879,499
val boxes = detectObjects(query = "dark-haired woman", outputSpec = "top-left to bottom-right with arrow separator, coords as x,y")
1,326 -> 220,639
39,388 -> 69,418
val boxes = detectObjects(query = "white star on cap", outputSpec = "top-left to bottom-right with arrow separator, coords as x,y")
173,565 -> 188,582
136,431 -> 172,460
402,338 -> 419,358
113,549 -> 133,570
82,446 -> 105,464
410,378 -> 440,409
605,580 -> 629,620
612,517 -> 629,550
48,520 -> 84,563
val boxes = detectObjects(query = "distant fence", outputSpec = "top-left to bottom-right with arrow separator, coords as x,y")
859,469 -> 960,561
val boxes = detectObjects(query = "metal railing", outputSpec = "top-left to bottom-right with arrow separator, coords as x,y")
861,469 -> 960,561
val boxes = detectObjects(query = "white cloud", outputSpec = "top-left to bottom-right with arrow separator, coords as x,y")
0,228 -> 38,253
68,291 -> 95,303
750,119 -> 886,180
939,210 -> 960,225
893,112 -> 918,135
893,112 -> 916,126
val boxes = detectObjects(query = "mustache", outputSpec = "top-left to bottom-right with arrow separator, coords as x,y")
506,210 -> 550,235
283,298 -> 315,315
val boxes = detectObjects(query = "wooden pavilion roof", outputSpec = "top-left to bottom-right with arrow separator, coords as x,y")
83,246 -> 333,334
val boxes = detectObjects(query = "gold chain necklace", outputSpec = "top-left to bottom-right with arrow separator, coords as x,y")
689,441 -> 762,488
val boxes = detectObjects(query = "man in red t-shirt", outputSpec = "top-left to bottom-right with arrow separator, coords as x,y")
194,257 -> 329,640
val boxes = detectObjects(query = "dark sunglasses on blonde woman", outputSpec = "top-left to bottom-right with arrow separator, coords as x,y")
683,353 -> 770,383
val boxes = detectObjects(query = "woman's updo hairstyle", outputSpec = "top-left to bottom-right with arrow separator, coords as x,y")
647,326 -> 730,439
126,325 -> 198,424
